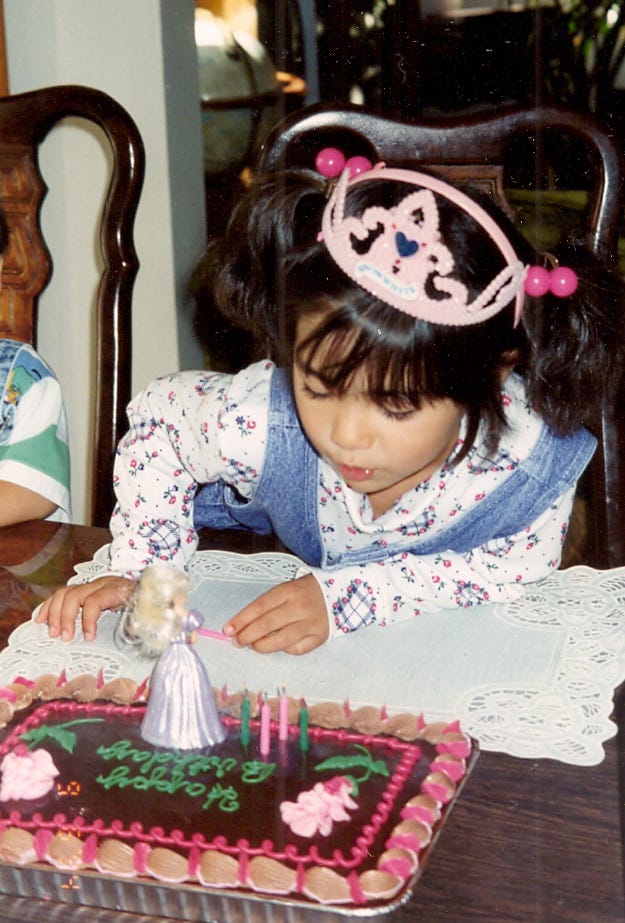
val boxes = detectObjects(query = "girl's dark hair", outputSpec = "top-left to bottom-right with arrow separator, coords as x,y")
195,169 -> 625,459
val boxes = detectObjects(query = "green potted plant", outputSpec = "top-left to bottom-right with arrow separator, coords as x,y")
539,0 -> 625,117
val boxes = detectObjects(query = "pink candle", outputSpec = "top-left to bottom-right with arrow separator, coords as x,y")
278,686 -> 288,741
259,695 -> 271,756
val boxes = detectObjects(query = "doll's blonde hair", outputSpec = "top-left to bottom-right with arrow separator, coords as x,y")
120,564 -> 189,657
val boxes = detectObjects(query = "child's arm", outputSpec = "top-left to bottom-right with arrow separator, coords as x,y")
109,363 -> 271,576
37,362 -> 272,642
0,481 -> 57,525
221,488 -> 574,653
302,490 -> 575,637
0,344 -> 70,524
35,575 -> 136,642
223,573 -> 329,655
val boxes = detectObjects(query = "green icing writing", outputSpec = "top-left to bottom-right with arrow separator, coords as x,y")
240,760 -> 277,783
95,738 -> 277,813
95,764 -> 240,811
96,764 -> 205,795
96,739 -> 238,779
201,783 -> 240,812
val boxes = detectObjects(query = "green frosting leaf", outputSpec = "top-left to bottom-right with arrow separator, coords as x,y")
20,719 -> 105,754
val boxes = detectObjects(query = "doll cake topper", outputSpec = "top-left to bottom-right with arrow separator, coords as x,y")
119,564 -> 226,751
319,164 -> 529,326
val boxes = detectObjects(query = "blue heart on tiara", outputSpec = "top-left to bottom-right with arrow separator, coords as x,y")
395,231 -> 419,257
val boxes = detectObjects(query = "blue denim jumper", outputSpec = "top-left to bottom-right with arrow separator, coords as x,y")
194,367 -> 596,568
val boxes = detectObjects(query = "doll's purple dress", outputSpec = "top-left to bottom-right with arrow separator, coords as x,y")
140,610 -> 226,750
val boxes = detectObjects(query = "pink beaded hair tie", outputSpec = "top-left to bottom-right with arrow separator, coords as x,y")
524,255 -> 578,298
315,148 -> 578,326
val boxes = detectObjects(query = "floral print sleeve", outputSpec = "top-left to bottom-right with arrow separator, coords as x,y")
109,360 -> 273,577
305,487 -> 575,637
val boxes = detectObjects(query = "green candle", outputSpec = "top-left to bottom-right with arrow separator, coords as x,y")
240,692 -> 251,748
299,698 -> 309,753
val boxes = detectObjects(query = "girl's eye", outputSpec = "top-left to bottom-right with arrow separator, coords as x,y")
302,382 -> 330,400
381,405 -> 416,421
378,398 -> 416,420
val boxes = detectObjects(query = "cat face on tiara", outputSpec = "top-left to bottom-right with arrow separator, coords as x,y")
320,167 -> 528,326
342,188 -> 470,307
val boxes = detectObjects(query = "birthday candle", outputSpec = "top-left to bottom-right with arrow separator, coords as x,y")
260,694 -> 272,756
240,692 -> 251,748
299,698 -> 309,753
260,694 -> 271,756
278,685 -> 288,741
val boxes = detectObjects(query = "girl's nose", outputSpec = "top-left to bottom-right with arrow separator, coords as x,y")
330,408 -> 373,450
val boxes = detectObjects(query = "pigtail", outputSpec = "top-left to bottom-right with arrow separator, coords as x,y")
194,171 -> 329,353
520,245 -> 625,434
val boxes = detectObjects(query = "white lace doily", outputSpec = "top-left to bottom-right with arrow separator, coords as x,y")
3,545 -> 625,767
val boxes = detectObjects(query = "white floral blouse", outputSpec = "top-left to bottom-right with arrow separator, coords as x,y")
110,360 -> 574,638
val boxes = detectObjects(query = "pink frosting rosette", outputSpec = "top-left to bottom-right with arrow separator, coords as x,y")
280,776 -> 357,838
0,745 -> 59,801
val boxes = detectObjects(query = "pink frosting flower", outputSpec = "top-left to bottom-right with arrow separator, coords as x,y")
280,776 -> 357,837
0,746 -> 59,801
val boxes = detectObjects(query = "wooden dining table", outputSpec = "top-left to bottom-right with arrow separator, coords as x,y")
0,519 -> 622,923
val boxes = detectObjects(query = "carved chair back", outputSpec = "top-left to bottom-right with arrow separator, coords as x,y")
0,84 -> 144,526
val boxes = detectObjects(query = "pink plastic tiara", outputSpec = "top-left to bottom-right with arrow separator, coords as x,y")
320,166 -> 528,326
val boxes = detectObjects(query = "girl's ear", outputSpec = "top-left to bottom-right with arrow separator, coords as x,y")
499,349 -> 521,383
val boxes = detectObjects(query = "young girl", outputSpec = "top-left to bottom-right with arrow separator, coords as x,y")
38,156 -> 625,654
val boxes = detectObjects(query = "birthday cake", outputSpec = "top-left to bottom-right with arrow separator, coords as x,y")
0,674 -> 473,911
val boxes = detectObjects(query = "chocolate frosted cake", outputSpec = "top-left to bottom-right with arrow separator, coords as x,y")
0,674 -> 473,911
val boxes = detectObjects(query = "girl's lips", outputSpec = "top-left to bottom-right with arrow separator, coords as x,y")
338,464 -> 374,483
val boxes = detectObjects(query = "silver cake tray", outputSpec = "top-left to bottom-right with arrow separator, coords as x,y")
0,862 -> 412,923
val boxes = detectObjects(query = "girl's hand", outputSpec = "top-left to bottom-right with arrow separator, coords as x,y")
35,576 -> 136,643
223,574 -> 329,655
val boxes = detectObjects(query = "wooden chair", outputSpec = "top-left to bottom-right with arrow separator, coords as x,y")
257,102 -> 625,569
0,84 -> 144,527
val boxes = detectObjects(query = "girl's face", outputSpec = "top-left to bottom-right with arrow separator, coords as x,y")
293,314 -> 464,516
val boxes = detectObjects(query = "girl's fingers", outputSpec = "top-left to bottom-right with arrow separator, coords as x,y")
283,633 -> 325,655
224,576 -> 323,633
223,575 -> 329,654
36,584 -> 91,639
36,577 -> 135,642
223,584 -> 286,638
251,626 -> 323,655
231,605 -> 289,648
